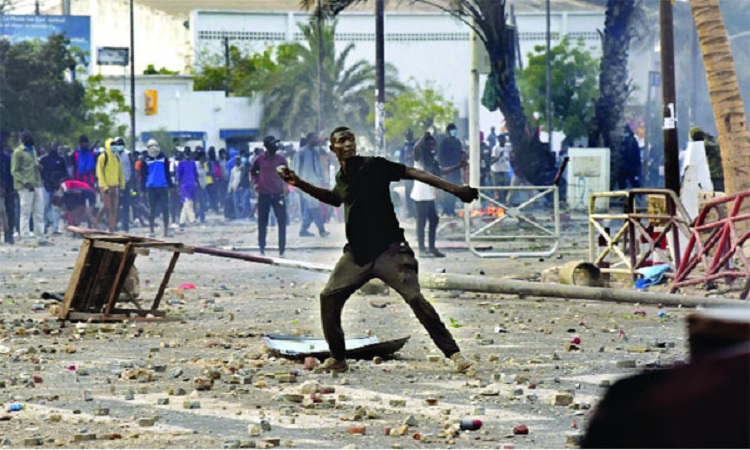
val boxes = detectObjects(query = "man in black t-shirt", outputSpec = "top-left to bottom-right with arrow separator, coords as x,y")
279,126 -> 479,374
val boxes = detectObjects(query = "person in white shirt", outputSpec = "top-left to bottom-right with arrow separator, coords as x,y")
410,132 -> 464,258
490,134 -> 511,188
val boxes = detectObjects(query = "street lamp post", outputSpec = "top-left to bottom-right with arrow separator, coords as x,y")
130,0 -> 136,152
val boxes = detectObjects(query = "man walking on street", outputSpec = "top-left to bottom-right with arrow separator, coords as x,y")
294,132 -> 329,237
251,136 -> 289,257
40,143 -> 68,235
96,138 -> 125,232
437,123 -> 464,216
278,126 -> 479,374
73,135 -> 97,188
141,139 -> 172,237
12,131 -> 47,244
1,138 -> 16,244
116,137 -> 135,232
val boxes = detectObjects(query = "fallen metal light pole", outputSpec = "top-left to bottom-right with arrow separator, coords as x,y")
66,227 -> 746,309
419,273 -> 746,308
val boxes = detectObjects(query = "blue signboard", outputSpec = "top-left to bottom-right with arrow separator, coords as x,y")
0,15 -> 91,69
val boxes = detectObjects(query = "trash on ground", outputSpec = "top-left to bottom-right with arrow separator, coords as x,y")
263,334 -> 409,360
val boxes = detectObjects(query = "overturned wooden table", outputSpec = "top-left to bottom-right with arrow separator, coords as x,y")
59,227 -> 193,322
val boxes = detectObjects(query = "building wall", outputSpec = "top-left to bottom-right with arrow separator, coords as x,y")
71,0 -> 190,75
100,75 -> 262,150
192,10 -> 606,135
85,5 -> 614,148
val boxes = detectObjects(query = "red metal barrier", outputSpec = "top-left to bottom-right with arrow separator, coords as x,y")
670,191 -> 750,299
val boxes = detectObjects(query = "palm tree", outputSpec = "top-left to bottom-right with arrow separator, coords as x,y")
250,21 -> 404,142
588,0 -> 639,188
301,0 -> 557,185
691,0 -> 750,195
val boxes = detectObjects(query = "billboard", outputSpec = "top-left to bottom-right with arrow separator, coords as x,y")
0,15 -> 91,69
97,47 -> 129,66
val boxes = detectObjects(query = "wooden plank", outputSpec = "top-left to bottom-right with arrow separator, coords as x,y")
92,240 -> 150,255
152,252 -> 180,311
60,238 -> 93,319
82,248 -> 114,313
66,312 -> 174,322
134,243 -> 194,254
104,244 -> 133,316
109,308 -> 166,317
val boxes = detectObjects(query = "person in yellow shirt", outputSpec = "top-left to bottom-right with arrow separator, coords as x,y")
95,137 -> 125,232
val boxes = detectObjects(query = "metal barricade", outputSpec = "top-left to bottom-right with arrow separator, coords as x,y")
463,184 -> 561,258
588,189 -> 692,279
670,191 -> 750,299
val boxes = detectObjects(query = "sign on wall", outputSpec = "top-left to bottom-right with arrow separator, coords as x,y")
567,148 -> 611,211
145,90 -> 158,115
97,47 -> 129,66
0,15 -> 91,69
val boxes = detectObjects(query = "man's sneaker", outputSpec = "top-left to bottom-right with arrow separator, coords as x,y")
318,358 -> 348,373
450,352 -> 472,373
319,230 -> 330,237
430,248 -> 446,258
299,230 -> 315,237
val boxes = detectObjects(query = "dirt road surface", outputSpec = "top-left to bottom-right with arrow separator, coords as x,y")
0,216 -> 696,448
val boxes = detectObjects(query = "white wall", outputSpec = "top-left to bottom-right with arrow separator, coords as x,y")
84,6 -> 611,150
71,0 -> 190,75
192,10 -> 605,140
100,75 -> 262,150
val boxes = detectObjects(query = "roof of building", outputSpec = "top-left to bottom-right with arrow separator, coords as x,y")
135,0 -> 604,18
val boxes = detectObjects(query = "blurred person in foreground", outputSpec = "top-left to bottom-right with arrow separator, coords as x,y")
278,126 -> 478,374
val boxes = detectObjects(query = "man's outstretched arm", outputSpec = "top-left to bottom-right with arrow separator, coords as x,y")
403,166 -> 478,203
278,167 -> 342,207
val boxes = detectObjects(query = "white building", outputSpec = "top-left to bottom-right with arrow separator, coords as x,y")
51,0 -> 609,149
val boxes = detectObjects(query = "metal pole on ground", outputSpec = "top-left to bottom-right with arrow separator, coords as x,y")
65,227 -> 747,308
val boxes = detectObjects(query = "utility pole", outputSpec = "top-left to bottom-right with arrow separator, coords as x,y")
63,0 -> 71,15
130,0 -> 136,153
375,0 -> 385,156
660,0 -> 680,193
317,0 -> 324,134
545,0 -> 553,152
35,0 -> 40,15
469,26 -> 480,192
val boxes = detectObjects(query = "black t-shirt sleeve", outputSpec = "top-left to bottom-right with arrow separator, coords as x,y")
373,157 -> 406,182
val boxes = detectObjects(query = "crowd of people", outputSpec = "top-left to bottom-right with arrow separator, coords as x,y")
0,124 -> 517,253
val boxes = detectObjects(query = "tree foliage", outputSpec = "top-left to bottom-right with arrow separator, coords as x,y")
193,20 -> 404,142
303,0 -> 557,185
72,74 -> 130,144
263,21 -> 404,142
193,44 -> 285,93
0,34 -> 85,143
519,37 -> 599,146
379,82 -> 457,147
143,64 -> 180,75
